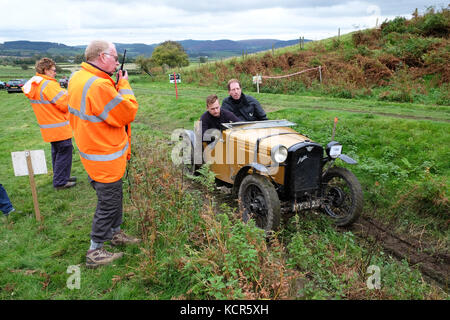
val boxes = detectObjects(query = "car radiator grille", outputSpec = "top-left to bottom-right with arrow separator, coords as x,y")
288,143 -> 323,196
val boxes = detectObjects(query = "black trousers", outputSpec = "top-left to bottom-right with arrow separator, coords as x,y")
89,177 -> 123,243
51,138 -> 73,187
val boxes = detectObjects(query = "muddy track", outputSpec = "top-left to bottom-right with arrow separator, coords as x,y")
212,186 -> 450,290
347,215 -> 449,290
189,179 -> 450,293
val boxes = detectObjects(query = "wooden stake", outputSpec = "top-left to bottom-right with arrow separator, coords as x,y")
25,151 -> 42,222
174,72 -> 178,100
331,117 -> 338,141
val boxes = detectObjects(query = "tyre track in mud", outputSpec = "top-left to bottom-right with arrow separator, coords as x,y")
212,185 -> 450,289
347,215 -> 450,290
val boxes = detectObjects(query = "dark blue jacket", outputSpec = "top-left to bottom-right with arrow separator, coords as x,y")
200,109 -> 239,142
221,93 -> 268,121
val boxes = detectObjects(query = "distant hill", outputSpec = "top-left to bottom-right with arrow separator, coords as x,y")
177,39 -> 301,57
0,38 -> 309,59
0,40 -> 84,57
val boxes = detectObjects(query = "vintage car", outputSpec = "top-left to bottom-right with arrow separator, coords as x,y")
180,119 -> 363,232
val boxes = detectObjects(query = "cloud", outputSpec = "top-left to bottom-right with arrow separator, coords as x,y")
0,0 -> 444,45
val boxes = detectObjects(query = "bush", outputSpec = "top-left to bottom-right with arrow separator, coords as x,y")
381,17 -> 410,35
417,8 -> 450,37
435,84 -> 450,105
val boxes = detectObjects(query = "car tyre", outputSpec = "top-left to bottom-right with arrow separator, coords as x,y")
321,166 -> 363,227
182,140 -> 200,176
238,174 -> 281,232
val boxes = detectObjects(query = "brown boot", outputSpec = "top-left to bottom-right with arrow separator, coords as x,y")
86,248 -> 123,268
111,231 -> 141,246
55,181 -> 76,190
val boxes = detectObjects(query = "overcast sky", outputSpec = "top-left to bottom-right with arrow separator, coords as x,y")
0,0 -> 445,46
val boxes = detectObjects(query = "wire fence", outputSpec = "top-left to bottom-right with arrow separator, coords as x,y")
253,66 -> 323,93
261,66 -> 322,80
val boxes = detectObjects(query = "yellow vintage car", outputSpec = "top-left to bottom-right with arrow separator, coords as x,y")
180,119 -> 363,232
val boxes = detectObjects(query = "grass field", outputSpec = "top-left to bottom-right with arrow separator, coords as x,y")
0,72 -> 448,300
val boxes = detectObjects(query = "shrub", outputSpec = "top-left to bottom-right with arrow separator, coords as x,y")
381,17 -> 409,36
352,29 -> 381,49
417,8 -> 450,37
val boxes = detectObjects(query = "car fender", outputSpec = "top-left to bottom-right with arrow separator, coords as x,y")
338,154 -> 357,164
231,163 -> 270,196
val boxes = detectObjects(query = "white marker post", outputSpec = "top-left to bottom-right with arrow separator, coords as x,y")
11,150 -> 47,222
253,75 -> 262,93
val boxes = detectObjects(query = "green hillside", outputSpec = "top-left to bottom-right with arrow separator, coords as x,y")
181,7 -> 449,105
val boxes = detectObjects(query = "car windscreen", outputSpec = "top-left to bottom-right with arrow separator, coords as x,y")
221,119 -> 296,130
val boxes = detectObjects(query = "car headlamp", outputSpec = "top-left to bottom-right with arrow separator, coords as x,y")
326,141 -> 342,159
271,145 -> 288,163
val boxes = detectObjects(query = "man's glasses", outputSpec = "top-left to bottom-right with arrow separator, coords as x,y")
102,52 -> 119,62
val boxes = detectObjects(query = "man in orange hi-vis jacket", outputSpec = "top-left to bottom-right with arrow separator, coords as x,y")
68,40 -> 140,268
23,57 -> 76,190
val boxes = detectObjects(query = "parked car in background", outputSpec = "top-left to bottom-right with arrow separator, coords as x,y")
0,81 -> 6,90
59,77 -> 68,88
6,79 -> 27,93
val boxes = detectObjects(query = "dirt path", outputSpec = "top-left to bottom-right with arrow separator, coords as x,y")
348,215 -> 449,290
211,185 -> 449,291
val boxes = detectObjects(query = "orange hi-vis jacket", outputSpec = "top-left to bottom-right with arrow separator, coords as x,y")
68,62 -> 138,183
22,73 -> 71,142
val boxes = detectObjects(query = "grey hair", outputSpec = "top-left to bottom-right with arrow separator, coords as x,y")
85,40 -> 113,62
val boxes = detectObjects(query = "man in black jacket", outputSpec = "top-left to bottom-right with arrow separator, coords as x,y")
221,79 -> 268,121
200,94 -> 239,143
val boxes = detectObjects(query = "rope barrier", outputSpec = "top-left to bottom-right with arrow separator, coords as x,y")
261,66 -> 321,79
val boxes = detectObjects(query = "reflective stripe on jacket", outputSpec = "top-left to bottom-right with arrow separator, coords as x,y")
68,62 -> 138,183
22,74 -> 71,142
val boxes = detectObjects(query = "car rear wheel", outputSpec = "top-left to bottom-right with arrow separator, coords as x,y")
179,133 -> 199,175
321,167 -> 363,227
238,174 -> 281,232
183,143 -> 199,175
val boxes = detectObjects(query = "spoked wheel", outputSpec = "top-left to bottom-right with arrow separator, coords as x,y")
322,167 -> 363,227
182,143 -> 197,175
179,133 -> 200,175
238,174 -> 281,232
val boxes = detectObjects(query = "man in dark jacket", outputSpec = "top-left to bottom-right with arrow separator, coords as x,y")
221,79 -> 268,121
200,94 -> 239,143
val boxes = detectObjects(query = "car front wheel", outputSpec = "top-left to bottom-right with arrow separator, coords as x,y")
321,167 -> 363,227
238,174 -> 281,232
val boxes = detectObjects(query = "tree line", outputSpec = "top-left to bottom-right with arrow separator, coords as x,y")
1,40 -> 190,74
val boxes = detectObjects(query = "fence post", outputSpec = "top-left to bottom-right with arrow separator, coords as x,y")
25,151 -> 42,222
257,74 -> 260,94
319,66 -> 322,83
